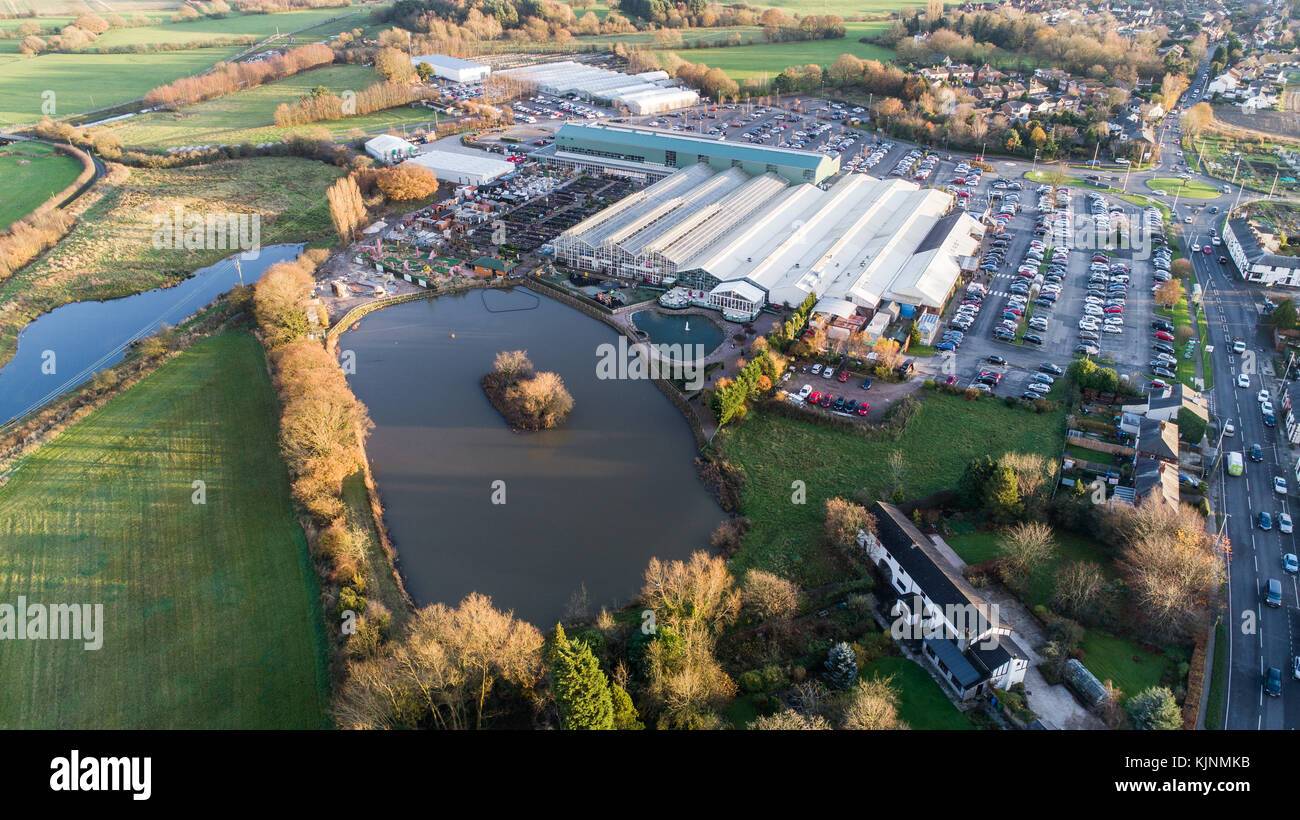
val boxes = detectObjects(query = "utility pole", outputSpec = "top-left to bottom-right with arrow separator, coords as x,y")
1230,153 -> 1241,185
1268,169 -> 1279,199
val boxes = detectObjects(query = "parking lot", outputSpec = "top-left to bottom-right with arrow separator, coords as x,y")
928,175 -> 1181,396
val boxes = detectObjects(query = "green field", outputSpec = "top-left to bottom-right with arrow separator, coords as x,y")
860,656 -> 974,730
1146,177 -> 1220,200
108,63 -> 444,148
0,332 -> 330,728
0,48 -> 234,127
89,7 -> 361,49
0,156 -> 343,369
665,21 -> 893,81
720,392 -> 1067,588
0,142 -> 83,230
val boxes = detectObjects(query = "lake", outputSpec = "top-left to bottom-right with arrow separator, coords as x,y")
340,286 -> 724,627
0,244 -> 301,425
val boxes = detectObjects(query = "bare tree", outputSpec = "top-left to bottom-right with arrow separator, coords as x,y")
1001,521 -> 1057,584
740,569 -> 801,621
842,675 -> 908,730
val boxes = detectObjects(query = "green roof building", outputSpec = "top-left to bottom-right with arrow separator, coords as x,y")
544,122 -> 840,185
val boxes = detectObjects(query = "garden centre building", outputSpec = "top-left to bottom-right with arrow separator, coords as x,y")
411,54 -> 491,84
552,164 -> 981,322
403,149 -> 515,187
495,62 -> 697,115
539,122 -> 840,185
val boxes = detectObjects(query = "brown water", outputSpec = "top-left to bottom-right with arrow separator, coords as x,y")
339,287 -> 724,627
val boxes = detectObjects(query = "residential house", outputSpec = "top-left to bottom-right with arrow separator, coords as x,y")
859,502 -> 1030,700
1225,218 -> 1300,288
1135,417 -> 1181,463
1133,457 -> 1182,506
1122,382 -> 1209,424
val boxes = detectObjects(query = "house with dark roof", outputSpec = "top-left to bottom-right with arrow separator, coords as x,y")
1136,417 -> 1180,463
859,502 -> 1029,700
1225,217 -> 1300,288
1133,457 -> 1181,507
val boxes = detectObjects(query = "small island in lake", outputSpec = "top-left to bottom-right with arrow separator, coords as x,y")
481,349 -> 574,430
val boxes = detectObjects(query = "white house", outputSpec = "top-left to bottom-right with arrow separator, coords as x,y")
1225,217 -> 1300,288
365,134 -> 417,165
411,54 -> 491,84
859,502 -> 1029,699
1207,70 -> 1241,96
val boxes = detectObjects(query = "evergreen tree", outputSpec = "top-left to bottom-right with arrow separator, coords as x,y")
984,463 -> 1024,524
610,683 -> 644,730
550,625 -> 615,730
823,642 -> 858,690
1127,686 -> 1181,730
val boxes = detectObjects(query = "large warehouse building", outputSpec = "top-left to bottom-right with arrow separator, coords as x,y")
553,164 -> 981,322
403,149 -> 515,186
495,61 -> 698,115
411,54 -> 491,83
365,134 -> 417,165
540,122 -> 840,185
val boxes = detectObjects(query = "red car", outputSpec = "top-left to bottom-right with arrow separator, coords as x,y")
1203,246 -> 1212,255
1104,306 -> 1123,313
856,402 -> 870,416
1149,379 -> 1171,390
1155,330 -> 1175,341
818,394 -> 833,407
837,370 -> 849,383
945,375 -> 957,386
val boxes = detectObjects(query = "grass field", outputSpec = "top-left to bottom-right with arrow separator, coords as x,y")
0,156 -> 343,369
720,392 -> 1066,588
0,48 -> 234,127
665,21 -> 893,81
0,142 -> 83,230
1146,177 -> 1219,200
109,63 -> 441,148
0,332 -> 330,728
860,656 -> 974,729
89,7 -> 360,49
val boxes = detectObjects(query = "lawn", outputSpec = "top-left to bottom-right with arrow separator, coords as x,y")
1077,630 -> 1175,704
860,656 -> 974,730
0,156 -> 343,369
0,142 -> 83,230
109,63 -> 444,148
0,48 -> 235,127
0,332 -> 330,728
946,528 -> 1114,609
664,21 -> 893,81
720,391 -> 1067,587
1146,177 -> 1219,200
